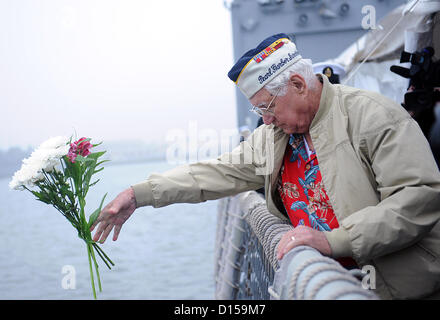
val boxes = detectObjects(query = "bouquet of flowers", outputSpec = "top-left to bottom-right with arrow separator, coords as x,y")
9,136 -> 114,299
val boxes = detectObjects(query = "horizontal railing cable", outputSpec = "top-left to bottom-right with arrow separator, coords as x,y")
215,191 -> 378,300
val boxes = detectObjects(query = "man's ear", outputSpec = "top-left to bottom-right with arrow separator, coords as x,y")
288,74 -> 306,93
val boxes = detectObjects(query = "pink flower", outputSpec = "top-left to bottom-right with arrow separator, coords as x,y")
67,137 -> 92,163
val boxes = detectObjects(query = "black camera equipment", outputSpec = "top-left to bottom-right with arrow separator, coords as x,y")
390,47 -> 440,137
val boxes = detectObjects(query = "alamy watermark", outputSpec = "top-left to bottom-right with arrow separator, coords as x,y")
361,5 -> 377,30
61,265 -> 76,290
165,121 -> 275,176
361,264 -> 376,290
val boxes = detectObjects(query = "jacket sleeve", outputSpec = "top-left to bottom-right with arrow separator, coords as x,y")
334,117 -> 440,262
130,126 -> 273,208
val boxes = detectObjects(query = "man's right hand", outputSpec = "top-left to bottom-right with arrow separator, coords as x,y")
90,187 -> 137,243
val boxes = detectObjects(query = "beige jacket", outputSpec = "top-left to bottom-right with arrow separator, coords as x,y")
132,75 -> 440,299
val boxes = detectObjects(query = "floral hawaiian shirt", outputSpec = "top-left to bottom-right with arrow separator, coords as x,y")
277,134 -> 339,230
277,134 -> 357,268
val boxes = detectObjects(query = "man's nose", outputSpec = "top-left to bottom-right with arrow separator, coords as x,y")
262,113 -> 275,125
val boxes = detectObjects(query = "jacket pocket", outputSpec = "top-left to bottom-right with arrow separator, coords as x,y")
373,233 -> 440,299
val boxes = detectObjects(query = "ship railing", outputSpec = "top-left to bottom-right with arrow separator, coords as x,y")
214,191 -> 378,300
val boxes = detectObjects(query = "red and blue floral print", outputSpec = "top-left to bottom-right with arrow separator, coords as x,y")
278,134 -> 339,231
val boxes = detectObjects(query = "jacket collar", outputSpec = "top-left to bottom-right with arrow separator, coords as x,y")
310,73 -> 336,132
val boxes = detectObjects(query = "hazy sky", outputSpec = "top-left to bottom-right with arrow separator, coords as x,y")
0,0 -> 237,150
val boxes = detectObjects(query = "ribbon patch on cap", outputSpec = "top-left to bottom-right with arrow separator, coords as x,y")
253,39 -> 285,63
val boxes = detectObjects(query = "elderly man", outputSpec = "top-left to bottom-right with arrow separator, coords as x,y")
91,34 -> 440,300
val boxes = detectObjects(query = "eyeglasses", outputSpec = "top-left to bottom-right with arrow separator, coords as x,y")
249,86 -> 282,117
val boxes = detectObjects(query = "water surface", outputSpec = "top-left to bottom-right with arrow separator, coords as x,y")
0,161 -> 218,299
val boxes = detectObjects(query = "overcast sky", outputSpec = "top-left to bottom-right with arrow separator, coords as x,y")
0,0 -> 237,150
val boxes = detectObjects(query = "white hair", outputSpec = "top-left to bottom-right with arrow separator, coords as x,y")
264,58 -> 316,96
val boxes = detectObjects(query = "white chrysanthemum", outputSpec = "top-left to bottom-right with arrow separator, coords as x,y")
38,136 -> 70,150
9,136 -> 70,190
9,160 -> 43,190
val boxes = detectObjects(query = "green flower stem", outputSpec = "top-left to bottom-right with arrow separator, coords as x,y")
87,243 -> 97,300
79,192 -> 100,299
61,158 -> 77,209
92,246 -> 111,270
90,245 -> 102,292
93,243 -> 115,268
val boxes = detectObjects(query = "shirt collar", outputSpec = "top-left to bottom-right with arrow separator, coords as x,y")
288,133 -> 315,161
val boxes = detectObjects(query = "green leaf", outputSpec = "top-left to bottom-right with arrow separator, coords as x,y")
31,190 -> 50,204
88,151 -> 106,159
92,141 -> 103,148
62,156 -> 82,196
96,159 -> 110,166
93,167 -> 105,174
75,155 -> 94,163
87,192 -> 107,229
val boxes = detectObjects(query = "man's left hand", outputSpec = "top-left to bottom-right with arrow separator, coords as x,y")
276,225 -> 332,260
